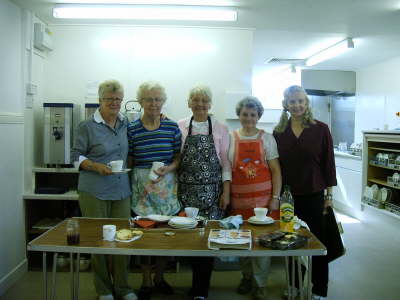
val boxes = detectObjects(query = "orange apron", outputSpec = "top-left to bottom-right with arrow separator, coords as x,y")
230,130 -> 272,220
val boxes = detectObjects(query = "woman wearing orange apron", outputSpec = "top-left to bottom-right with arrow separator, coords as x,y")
229,96 -> 282,300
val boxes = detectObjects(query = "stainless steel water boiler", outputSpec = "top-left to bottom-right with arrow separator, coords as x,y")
84,103 -> 99,120
43,103 -> 75,166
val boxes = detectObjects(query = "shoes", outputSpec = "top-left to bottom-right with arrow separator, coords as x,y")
137,286 -> 152,300
253,287 -> 267,300
99,295 -> 114,300
311,294 -> 327,300
237,277 -> 253,294
193,297 -> 206,300
122,292 -> 138,300
153,279 -> 174,295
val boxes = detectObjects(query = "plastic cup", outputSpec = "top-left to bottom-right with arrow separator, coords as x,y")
103,225 -> 116,241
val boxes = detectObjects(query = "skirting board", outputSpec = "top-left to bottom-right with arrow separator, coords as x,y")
0,259 -> 28,296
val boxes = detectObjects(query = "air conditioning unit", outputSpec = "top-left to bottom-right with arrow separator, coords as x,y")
34,23 -> 53,52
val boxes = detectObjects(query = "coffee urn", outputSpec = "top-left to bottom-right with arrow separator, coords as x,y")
43,103 -> 76,166
85,103 -> 99,120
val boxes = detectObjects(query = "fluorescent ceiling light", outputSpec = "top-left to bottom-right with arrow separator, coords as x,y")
60,1 -> 236,5
306,38 -> 354,66
53,5 -> 237,21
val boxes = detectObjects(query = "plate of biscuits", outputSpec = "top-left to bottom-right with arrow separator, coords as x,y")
115,229 -> 143,242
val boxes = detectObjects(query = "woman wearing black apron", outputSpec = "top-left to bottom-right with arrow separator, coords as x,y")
178,85 -> 231,300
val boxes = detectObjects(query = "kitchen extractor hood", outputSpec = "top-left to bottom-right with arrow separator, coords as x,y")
301,70 -> 356,96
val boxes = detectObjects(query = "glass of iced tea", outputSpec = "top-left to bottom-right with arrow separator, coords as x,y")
66,219 -> 80,245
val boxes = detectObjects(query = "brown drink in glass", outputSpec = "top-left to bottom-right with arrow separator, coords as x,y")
66,219 -> 80,245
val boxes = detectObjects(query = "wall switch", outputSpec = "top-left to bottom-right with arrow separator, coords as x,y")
26,83 -> 37,95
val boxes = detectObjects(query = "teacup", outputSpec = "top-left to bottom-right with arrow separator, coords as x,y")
253,207 -> 268,220
149,161 -> 165,181
108,160 -> 123,172
185,207 -> 199,218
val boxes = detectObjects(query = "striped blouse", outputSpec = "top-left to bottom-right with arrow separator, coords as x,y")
127,118 -> 182,168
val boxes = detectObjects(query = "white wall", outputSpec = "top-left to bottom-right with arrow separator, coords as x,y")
0,0 -> 26,295
355,55 -> 400,142
29,25 -> 253,165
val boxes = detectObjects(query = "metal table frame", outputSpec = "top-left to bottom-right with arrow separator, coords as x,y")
29,218 -> 323,300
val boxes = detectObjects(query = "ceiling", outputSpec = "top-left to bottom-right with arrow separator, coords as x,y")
11,0 -> 400,72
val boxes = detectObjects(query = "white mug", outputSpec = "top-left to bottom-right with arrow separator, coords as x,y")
108,160 -> 123,172
149,162 -> 164,181
254,207 -> 268,220
185,207 -> 199,218
103,225 -> 116,241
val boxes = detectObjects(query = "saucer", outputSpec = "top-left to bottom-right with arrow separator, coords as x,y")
146,214 -> 172,222
112,168 -> 131,174
248,216 -> 274,225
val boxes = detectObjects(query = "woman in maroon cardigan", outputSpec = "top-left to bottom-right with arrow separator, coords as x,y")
273,85 -> 337,300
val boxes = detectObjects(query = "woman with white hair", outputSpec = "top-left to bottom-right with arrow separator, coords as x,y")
127,81 -> 181,300
177,85 -> 231,300
273,85 -> 337,300
71,79 -> 136,300
229,96 -> 282,300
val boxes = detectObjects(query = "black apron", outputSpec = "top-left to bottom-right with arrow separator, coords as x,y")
178,116 -> 224,220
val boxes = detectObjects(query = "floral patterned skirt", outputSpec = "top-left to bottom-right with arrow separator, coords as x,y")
131,167 -> 181,216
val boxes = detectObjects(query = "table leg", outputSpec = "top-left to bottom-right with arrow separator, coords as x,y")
51,253 -> 58,300
297,257 -> 304,300
70,253 -> 74,300
43,252 -> 47,300
307,256 -> 312,300
74,253 -> 80,300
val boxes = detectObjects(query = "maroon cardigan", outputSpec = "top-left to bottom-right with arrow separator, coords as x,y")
273,119 -> 337,196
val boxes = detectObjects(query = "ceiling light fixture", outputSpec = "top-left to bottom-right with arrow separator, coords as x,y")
306,38 -> 354,66
53,4 -> 237,21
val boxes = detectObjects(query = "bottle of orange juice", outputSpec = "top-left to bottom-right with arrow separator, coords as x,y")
280,185 -> 295,232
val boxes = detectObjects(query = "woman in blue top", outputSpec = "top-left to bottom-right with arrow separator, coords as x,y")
71,79 -> 136,300
127,81 -> 181,300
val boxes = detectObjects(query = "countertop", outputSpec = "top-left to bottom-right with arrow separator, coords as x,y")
334,150 -> 362,160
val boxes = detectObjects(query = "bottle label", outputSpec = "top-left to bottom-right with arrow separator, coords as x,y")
280,203 -> 294,232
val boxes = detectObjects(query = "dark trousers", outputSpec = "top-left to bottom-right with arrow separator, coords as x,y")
189,257 -> 214,297
293,191 -> 329,297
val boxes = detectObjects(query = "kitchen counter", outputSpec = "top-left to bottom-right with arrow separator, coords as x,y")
334,150 -> 362,160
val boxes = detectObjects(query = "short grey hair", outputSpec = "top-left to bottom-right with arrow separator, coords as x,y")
235,96 -> 264,118
137,81 -> 167,103
98,79 -> 124,99
188,85 -> 212,104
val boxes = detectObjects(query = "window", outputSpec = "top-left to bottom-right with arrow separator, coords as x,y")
252,66 -> 301,109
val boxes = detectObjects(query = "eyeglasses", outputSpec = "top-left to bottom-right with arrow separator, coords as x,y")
142,97 -> 164,103
102,97 -> 123,103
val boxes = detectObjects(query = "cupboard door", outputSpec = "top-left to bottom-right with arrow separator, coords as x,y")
333,166 -> 362,213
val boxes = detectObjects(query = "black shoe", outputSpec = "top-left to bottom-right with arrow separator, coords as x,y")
153,279 -> 174,295
137,286 -> 152,300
